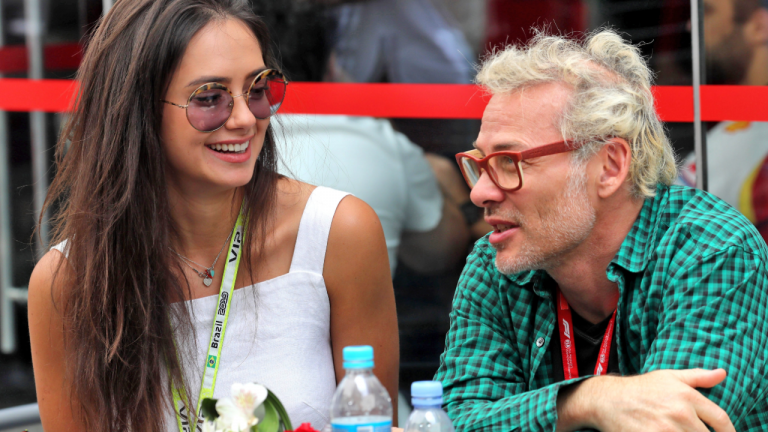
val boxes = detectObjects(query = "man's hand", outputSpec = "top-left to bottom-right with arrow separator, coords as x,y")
557,368 -> 735,432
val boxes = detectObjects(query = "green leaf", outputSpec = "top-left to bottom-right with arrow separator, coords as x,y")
200,398 -> 220,421
256,399 -> 279,432
266,390 -> 293,431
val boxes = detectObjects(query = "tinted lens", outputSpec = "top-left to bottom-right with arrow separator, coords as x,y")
248,74 -> 286,119
488,154 -> 520,189
460,157 -> 482,188
187,85 -> 233,132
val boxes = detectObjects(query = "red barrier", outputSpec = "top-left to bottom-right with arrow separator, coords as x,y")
652,86 -> 693,123
281,83 -> 488,119
700,86 -> 768,121
1,78 -> 767,122
0,78 -> 77,112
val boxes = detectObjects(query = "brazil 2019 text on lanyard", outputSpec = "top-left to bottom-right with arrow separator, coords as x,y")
171,213 -> 245,432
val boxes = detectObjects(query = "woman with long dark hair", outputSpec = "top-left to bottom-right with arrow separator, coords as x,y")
27,1 -> 399,431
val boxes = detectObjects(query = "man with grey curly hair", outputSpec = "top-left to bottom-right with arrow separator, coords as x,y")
435,29 -> 768,431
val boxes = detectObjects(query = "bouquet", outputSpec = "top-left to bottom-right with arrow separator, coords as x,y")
200,383 -> 319,432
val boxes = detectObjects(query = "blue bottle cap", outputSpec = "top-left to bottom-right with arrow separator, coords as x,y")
411,381 -> 443,407
343,345 -> 375,369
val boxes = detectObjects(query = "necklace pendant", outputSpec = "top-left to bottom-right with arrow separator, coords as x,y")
202,269 -> 214,287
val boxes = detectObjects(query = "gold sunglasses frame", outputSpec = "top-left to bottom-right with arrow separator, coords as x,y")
161,68 -> 288,132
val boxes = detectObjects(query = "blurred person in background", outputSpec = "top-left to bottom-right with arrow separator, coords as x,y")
258,1 -> 476,276
27,1 -> 399,431
679,0 -> 768,240
330,0 -> 474,84
327,0 -> 481,158
277,116 -> 472,276
434,0 -> 487,57
436,30 -> 767,431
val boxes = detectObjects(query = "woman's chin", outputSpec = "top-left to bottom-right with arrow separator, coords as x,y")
201,162 -> 257,188
209,175 -> 254,191
181,171 -> 254,193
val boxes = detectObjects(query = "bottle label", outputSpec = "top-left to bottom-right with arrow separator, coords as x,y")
331,420 -> 392,432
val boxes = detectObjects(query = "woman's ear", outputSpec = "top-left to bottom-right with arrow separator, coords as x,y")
596,138 -> 632,199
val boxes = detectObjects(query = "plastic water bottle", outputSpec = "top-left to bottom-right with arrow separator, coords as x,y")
403,381 -> 454,432
330,345 -> 393,432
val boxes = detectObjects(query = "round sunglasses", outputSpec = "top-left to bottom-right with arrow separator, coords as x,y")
162,69 -> 287,132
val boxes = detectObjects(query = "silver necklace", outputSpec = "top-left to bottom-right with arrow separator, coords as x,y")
170,229 -> 233,287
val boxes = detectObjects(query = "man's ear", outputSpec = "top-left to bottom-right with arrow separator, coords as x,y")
595,138 -> 631,199
744,8 -> 768,46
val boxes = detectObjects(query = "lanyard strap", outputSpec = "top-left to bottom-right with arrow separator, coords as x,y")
172,213 -> 246,432
556,289 -> 616,380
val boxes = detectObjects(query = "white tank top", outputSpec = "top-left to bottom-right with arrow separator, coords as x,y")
52,186 -> 350,431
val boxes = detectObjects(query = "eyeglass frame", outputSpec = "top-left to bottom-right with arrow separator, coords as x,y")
455,140 -> 581,192
161,68 -> 288,132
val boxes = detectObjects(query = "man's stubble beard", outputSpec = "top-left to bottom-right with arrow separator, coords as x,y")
492,164 -> 597,275
706,26 -> 753,85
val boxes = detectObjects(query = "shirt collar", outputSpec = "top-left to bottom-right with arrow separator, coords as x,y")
507,268 -> 550,298
610,184 -> 669,273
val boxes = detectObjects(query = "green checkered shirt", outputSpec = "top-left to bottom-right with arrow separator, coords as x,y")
435,184 -> 768,431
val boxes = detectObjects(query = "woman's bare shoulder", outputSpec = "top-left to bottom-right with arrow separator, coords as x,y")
324,195 -> 388,280
29,248 -> 73,307
331,195 -> 381,240
277,178 -> 378,244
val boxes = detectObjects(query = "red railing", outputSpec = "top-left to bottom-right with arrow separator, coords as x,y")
1,79 -> 767,122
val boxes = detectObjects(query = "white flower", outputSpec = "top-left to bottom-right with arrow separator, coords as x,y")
211,383 -> 267,432
231,383 -> 268,415
215,398 -> 255,431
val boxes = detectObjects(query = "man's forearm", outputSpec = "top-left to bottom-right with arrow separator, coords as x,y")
556,377 -> 602,431
443,380 -> 589,432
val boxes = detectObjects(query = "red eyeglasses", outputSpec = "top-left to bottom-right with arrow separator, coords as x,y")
455,140 -> 579,191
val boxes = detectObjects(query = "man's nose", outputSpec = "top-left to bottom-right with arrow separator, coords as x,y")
469,170 -> 506,208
